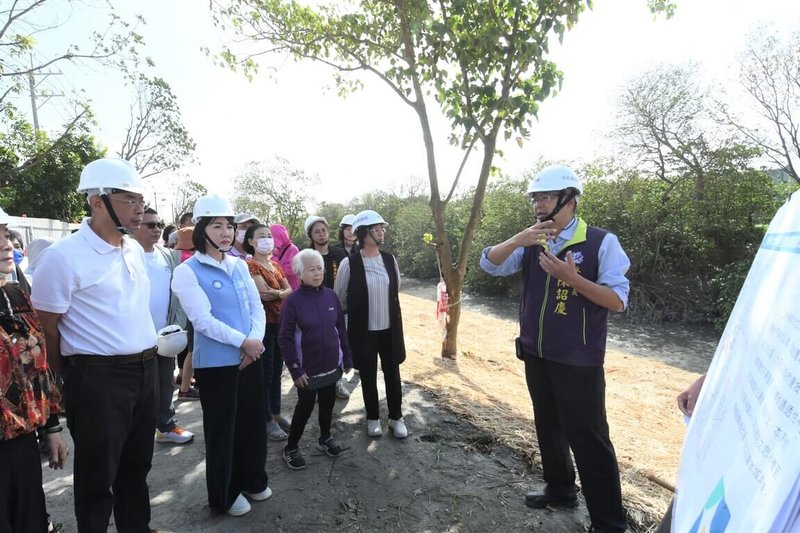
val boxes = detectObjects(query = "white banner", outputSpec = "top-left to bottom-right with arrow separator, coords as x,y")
673,192 -> 800,532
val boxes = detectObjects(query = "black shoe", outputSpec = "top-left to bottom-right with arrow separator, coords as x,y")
524,491 -> 579,509
317,436 -> 343,457
283,447 -> 306,470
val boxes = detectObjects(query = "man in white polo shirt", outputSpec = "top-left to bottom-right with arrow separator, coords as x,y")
32,158 -> 160,533
132,207 -> 194,446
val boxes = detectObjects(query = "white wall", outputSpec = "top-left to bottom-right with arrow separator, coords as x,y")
8,216 -> 79,244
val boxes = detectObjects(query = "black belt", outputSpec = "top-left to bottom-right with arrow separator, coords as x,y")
65,347 -> 158,366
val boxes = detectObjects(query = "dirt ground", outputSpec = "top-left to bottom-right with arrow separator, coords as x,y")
41,293 -> 707,532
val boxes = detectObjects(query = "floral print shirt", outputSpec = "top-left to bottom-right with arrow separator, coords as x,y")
0,283 -> 62,440
246,258 -> 287,324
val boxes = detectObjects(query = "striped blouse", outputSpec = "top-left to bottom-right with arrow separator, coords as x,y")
334,253 -> 401,331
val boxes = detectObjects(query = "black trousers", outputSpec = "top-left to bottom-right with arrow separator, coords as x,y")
359,329 -> 403,420
655,497 -> 673,533
524,356 -> 627,533
0,432 -> 48,533
176,322 -> 194,372
262,323 -> 284,418
63,357 -> 157,533
287,383 -> 336,449
195,361 -> 268,513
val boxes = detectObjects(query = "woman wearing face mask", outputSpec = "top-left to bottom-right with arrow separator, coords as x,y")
244,224 -> 293,441
0,210 -> 67,533
229,214 -> 260,259
270,224 -> 300,290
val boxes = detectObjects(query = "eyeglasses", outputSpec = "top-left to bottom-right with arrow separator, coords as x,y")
370,227 -> 387,234
143,222 -> 165,230
529,192 -> 560,204
111,198 -> 148,209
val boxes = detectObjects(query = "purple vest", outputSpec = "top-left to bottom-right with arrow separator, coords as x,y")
519,219 -> 609,367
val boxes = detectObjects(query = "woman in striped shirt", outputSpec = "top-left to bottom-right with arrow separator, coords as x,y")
333,210 -> 407,439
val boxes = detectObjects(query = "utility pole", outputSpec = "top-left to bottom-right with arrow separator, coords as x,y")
28,70 -> 39,131
27,54 -> 63,132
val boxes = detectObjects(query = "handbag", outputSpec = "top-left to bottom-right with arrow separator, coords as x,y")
515,336 -> 525,361
305,367 -> 343,390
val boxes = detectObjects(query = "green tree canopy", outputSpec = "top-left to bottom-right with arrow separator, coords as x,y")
0,117 -> 105,221
1,0 -> 145,180
212,0 -> 674,358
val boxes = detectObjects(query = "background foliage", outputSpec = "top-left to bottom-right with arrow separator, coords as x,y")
318,161 -> 791,330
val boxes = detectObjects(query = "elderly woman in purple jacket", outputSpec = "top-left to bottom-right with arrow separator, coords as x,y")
278,249 -> 353,470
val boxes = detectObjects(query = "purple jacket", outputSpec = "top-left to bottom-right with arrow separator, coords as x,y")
270,224 -> 300,290
278,283 -> 353,381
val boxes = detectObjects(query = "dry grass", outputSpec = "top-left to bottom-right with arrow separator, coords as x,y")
399,293 -> 702,531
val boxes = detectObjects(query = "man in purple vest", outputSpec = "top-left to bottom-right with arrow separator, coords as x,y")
480,165 -> 631,533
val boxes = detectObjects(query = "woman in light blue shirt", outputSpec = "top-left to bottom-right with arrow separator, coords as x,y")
171,194 -> 269,518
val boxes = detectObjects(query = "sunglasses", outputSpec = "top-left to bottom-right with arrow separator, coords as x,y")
143,222 -> 165,230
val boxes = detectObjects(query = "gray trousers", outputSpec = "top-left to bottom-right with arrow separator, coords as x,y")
156,355 -> 177,432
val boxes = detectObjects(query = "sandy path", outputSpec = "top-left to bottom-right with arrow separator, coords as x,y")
42,293 -> 703,532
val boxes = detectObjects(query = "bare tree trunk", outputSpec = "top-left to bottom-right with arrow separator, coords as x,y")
396,0 -> 500,359
440,265 -> 463,359
436,136 -> 497,359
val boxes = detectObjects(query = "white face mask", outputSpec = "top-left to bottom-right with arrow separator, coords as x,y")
256,237 -> 274,254
235,229 -> 247,244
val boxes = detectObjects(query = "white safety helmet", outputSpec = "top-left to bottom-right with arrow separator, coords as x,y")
77,158 -> 144,195
352,210 -> 387,231
339,214 -> 356,228
526,165 -> 583,197
234,213 -> 259,225
156,325 -> 188,358
304,215 -> 328,235
0,207 -> 11,225
192,194 -> 235,223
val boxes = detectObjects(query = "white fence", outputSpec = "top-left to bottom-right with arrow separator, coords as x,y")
8,216 -> 80,244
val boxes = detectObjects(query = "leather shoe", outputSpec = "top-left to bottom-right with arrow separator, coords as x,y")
524,491 -> 578,509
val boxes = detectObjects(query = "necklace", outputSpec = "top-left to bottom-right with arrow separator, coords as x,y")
0,285 -> 29,337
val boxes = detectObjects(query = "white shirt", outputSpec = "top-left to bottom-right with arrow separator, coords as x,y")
31,218 -> 159,356
144,250 -> 171,331
171,252 -> 266,348
334,253 -> 402,331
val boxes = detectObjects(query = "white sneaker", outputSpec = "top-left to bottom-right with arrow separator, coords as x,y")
244,486 -> 272,501
335,379 -> 351,399
155,426 -> 194,444
366,419 -> 382,437
227,494 -> 251,517
388,418 -> 408,439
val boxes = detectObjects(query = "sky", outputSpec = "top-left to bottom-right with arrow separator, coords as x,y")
13,0 -> 800,216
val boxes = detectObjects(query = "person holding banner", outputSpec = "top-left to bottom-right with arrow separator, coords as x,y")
654,374 -> 707,533
480,165 -> 631,533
